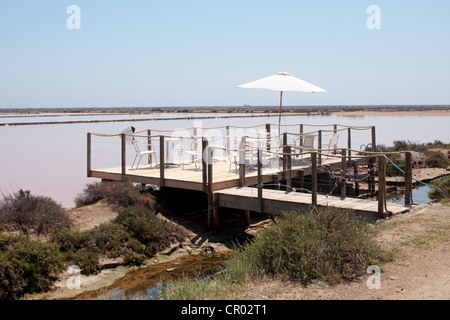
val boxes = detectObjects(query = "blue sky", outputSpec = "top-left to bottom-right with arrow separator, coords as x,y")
0,0 -> 449,108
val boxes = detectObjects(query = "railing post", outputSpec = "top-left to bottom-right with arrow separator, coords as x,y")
265,124 -> 271,152
121,133 -> 126,180
299,124 -> 304,148
341,149 -> 347,197
226,126 -> 230,158
286,146 -> 292,188
318,130 -> 322,166
202,138 -> 208,192
377,156 -> 386,218
147,130 -> 152,165
239,136 -> 246,187
282,132 -> 287,172
159,135 -> 165,187
370,126 -> 377,193
347,127 -> 351,163
207,146 -> 213,228
311,152 -> 318,208
405,152 -> 413,206
257,149 -> 263,213
87,132 -> 92,177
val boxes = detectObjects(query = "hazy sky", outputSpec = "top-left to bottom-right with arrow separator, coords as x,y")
0,0 -> 449,108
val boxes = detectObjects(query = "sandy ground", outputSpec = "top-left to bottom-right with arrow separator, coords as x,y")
67,200 -> 118,232
236,203 -> 450,300
332,109 -> 450,117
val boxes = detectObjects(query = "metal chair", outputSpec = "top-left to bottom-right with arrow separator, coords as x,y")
131,139 -> 157,169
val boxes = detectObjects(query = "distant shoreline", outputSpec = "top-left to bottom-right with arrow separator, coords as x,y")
0,105 -> 449,115
0,106 -> 448,126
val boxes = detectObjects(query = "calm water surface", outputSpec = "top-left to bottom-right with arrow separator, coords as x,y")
0,112 -> 448,207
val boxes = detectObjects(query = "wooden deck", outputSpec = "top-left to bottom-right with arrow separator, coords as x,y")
87,124 -> 417,227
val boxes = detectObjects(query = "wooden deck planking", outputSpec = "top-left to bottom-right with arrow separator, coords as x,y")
90,158 -> 334,191
215,187 -> 410,215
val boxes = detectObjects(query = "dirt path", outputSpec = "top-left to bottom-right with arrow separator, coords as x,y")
237,203 -> 450,300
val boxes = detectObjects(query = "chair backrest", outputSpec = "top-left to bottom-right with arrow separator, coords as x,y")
328,134 -> 339,149
131,139 -> 140,153
303,135 -> 315,149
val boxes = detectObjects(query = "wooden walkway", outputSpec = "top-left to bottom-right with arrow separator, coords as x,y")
215,187 -> 410,219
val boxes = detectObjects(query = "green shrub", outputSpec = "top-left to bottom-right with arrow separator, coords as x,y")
386,158 -> 405,177
115,207 -> 187,255
74,181 -> 156,210
428,177 -> 450,203
238,208 -> 383,285
425,151 -> 450,168
0,233 -> 64,299
0,190 -> 72,237
51,207 -> 187,274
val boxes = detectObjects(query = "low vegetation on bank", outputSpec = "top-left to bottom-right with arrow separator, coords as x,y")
162,208 -> 390,300
0,182 -> 186,300
376,140 -> 449,177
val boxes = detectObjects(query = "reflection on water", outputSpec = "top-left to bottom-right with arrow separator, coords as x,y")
73,252 -> 229,300
0,112 -> 448,207
387,185 -> 432,205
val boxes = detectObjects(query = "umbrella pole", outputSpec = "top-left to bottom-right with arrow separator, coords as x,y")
278,91 -> 283,136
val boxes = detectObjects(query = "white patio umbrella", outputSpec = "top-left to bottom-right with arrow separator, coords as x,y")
237,72 -> 327,135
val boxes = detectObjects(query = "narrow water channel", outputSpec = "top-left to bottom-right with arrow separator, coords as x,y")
387,184 -> 432,205
72,252 -> 230,300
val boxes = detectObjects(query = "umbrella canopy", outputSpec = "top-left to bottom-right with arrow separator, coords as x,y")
237,72 -> 327,134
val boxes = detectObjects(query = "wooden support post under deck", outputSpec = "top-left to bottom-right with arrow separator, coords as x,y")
404,152 -> 413,206
159,136 -> 165,187
378,156 -> 386,217
341,149 -> 347,197
87,132 -> 92,177
244,210 -> 251,227
213,193 -> 219,233
121,133 -> 126,180
311,152 -> 318,208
